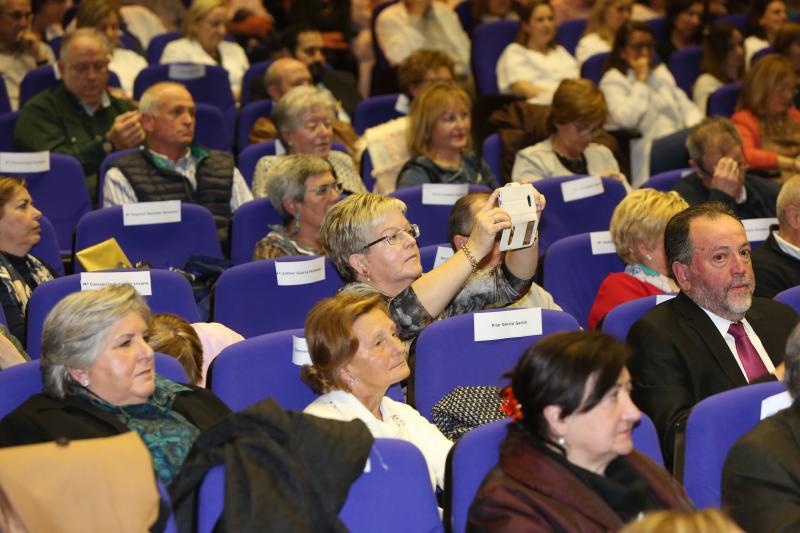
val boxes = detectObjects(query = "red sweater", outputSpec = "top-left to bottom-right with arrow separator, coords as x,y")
589,272 -> 665,330
731,108 -> 800,169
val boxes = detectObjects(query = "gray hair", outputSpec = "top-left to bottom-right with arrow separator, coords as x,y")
41,284 -> 151,399
60,28 -> 111,64
685,117 -> 742,163
271,85 -> 337,136
264,154 -> 333,221
785,322 -> 800,398
777,175 -> 800,226
139,81 -> 191,116
320,193 -> 406,282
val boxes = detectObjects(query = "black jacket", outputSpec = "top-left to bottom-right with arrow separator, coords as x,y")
752,227 -> 800,298
673,171 -> 779,219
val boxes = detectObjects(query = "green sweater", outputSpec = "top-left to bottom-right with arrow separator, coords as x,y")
13,83 -> 137,199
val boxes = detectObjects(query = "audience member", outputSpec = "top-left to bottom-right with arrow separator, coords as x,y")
252,154 -> 339,260
752,175 -> 800,297
620,509 -> 743,533
722,321 -> 800,533
118,2 -> 168,49
449,191 -> 561,310
496,0 -> 579,105
0,177 -> 56,345
0,0 -> 55,111
745,0 -> 788,69
600,21 -> 702,186
360,49 -> 456,193
656,0 -> 704,64
693,22 -> 744,113
75,0 -> 148,98
375,0 -> 471,76
397,83 -> 497,189
627,202 -> 798,465
30,0 -> 66,42
251,85 -> 365,197
631,0 -> 666,21
774,22 -> 800,102
13,28 -> 143,198
104,82 -> 252,245
320,189 -> 540,343
677,117 -> 779,218
0,284 -> 232,486
589,189 -> 687,330
303,291 -> 452,489
731,54 -> 800,181
550,0 -> 592,25
160,0 -> 249,99
468,331 -> 692,530
473,0 -> 519,24
512,78 -> 627,185
575,0 -> 632,65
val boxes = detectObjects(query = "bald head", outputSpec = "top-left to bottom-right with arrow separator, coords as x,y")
139,82 -> 193,116
264,58 -> 312,101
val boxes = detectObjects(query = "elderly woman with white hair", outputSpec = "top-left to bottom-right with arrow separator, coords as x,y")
0,284 -> 231,485
252,154 -> 341,260
251,86 -> 366,198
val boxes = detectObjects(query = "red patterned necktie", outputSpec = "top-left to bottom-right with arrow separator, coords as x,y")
728,322 -> 769,382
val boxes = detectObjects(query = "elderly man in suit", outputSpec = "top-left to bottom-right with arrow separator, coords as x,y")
627,202 -> 798,468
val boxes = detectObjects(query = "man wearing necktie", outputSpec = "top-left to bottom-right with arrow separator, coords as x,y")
627,202 -> 799,470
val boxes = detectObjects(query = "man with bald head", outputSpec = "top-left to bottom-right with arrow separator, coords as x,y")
104,82 -> 252,244
14,28 -> 141,198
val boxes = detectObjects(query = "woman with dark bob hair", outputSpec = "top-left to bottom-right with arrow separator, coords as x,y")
469,331 -> 692,530
693,22 -> 744,113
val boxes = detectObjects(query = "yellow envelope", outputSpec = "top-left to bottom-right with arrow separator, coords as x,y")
75,237 -> 133,272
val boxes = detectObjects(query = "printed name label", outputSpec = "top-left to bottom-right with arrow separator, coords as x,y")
292,335 -> 311,366
590,231 -> 616,255
474,308 -> 542,341
275,256 -> 326,286
0,151 -> 50,173
80,271 -> 152,295
422,183 -> 469,205
742,218 -> 777,243
168,63 -> 206,80
761,391 -> 791,419
123,201 -> 181,226
561,176 -> 604,202
433,246 -> 454,268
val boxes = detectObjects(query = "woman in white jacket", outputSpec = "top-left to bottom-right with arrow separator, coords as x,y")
599,20 -> 702,186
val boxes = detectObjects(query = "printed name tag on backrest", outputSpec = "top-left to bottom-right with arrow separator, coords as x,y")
80,271 -> 152,295
275,256 -> 326,286
561,176 -> 604,202
433,246 -> 454,268
656,294 -> 676,304
0,151 -> 50,173
123,200 -> 181,226
474,308 -> 542,342
422,183 -> 469,205
292,335 -> 311,366
168,63 -> 206,80
761,391 -> 792,420
742,217 -> 777,243
590,231 -> 616,255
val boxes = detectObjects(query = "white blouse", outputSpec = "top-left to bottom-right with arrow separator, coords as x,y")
496,42 -> 579,105
692,73 -> 723,115
160,37 -> 249,95
575,32 -> 611,66
110,48 -> 148,97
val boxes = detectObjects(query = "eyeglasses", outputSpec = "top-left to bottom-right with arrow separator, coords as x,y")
4,10 -> 33,20
363,224 -> 420,250
306,182 -> 343,197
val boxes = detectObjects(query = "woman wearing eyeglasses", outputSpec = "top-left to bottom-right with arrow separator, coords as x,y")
320,189 -> 543,346
252,154 -> 341,260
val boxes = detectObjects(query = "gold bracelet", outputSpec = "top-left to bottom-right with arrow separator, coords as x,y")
462,244 -> 479,273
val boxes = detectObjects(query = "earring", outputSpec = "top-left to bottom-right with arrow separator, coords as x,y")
645,254 -> 653,261
362,270 -> 370,282
557,436 -> 566,447
81,378 -> 90,387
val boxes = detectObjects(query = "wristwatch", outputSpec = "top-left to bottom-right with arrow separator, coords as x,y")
102,139 -> 114,153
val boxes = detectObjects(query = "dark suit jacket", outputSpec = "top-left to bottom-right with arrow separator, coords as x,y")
320,70 -> 361,118
722,400 -> 800,533
627,292 -> 798,465
752,227 -> 800,299
673,171 -> 779,219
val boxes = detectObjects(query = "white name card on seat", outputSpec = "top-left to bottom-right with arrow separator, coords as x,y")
561,176 -> 604,203
168,63 -> 206,80
123,200 -> 181,226
474,308 -> 542,342
421,183 -> 469,205
432,246 -> 454,268
761,391 -> 792,419
0,151 -> 50,173
292,335 -> 311,366
590,231 -> 616,255
656,294 -> 676,304
275,256 -> 325,286
80,271 -> 152,295
742,218 -> 777,243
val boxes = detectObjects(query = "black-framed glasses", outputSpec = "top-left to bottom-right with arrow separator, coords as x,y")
306,182 -> 343,197
363,224 -> 420,250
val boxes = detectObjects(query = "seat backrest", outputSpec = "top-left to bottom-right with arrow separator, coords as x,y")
454,0 -> 474,34
236,99 -> 273,151
775,285 -> 800,314
684,381 -> 787,508
543,232 -> 625,328
646,16 -> 668,43
195,102 -> 232,152
73,204 -> 222,272
360,149 -> 376,193
353,94 -> 404,135
751,46 -> 775,66
707,82 -> 741,118
237,140 -> 279,188
5,153 -> 91,254
388,184 -> 491,247
147,31 -> 181,64
0,111 -> 17,151
239,59 -> 272,106
641,167 -> 691,192
31,215 -> 65,277
414,308 -> 580,420
418,243 -> 453,272
668,45 -> 702,96
212,256 -> 345,338
481,133 -> 503,184
581,52 -> 610,85
601,295 -> 670,341
534,175 -> 627,252
0,75 -> 10,114
19,65 -> 121,107
714,12 -> 747,33
555,18 -> 587,56
26,269 -> 200,358
472,20 -> 519,95
229,197 -> 283,265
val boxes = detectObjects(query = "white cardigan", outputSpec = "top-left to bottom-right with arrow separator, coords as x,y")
575,32 -> 611,66
512,137 -> 621,182
496,42 -> 579,104
160,37 -> 249,94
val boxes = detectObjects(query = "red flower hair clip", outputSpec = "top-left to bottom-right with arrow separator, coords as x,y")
500,386 -> 523,421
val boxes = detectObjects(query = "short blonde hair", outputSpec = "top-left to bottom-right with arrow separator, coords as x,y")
610,189 -> 688,265
619,509 -> 739,533
184,0 -> 225,39
406,82 -> 472,158
320,193 -> 406,282
739,54 -> 796,116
